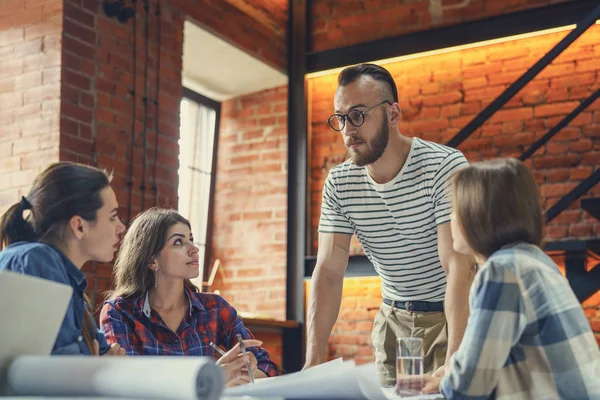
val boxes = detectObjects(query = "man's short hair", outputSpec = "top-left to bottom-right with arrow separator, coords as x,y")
337,63 -> 399,103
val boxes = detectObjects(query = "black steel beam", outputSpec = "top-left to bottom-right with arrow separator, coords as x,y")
447,2 -> 600,148
581,198 -> 600,221
519,89 -> 600,161
307,0 -> 599,73
284,0 -> 308,374
543,239 -> 600,254
546,170 -> 600,223
565,254 -> 600,303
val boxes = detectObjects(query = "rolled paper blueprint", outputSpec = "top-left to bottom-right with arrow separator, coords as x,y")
8,356 -> 224,400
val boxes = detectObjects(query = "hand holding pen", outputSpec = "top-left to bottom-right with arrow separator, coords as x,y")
236,334 -> 255,384
210,339 -> 260,387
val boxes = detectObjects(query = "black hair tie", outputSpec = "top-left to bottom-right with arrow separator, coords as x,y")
20,196 -> 32,210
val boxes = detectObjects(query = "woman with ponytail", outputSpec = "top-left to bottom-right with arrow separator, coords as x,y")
0,162 -> 126,356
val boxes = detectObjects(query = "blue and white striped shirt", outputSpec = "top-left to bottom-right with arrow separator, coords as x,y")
318,138 -> 468,301
441,243 -> 600,399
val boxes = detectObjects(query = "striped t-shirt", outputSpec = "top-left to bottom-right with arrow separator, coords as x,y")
318,138 -> 468,302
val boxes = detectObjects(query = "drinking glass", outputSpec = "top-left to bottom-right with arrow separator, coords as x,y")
396,337 -> 424,396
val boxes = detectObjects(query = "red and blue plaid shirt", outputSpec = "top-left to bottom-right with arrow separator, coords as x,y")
100,286 -> 279,377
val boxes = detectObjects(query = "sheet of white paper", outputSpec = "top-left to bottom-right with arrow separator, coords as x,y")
351,363 -> 444,400
225,358 -> 364,399
8,356 -> 224,400
290,357 -> 345,378
250,358 -> 346,386
354,363 -> 388,400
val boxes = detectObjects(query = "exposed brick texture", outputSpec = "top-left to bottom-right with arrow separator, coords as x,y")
210,86 -> 288,321
59,0 -> 184,301
59,6 -> 290,362
308,24 -> 600,358
1,0 -> 597,369
310,259 -> 600,363
305,277 -> 383,365
309,24 -> 600,255
0,0 -> 62,208
0,1 -> 288,359
310,0 -> 571,52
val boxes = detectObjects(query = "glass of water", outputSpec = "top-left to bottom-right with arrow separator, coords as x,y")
396,337 -> 424,395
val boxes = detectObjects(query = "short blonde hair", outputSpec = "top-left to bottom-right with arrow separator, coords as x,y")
452,158 -> 543,258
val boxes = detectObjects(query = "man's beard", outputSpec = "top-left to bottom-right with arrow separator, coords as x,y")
349,117 -> 389,167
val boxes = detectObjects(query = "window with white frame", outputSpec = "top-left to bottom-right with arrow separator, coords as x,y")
178,89 -> 220,283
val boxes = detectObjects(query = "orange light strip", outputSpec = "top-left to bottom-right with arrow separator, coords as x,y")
306,21 -> 600,79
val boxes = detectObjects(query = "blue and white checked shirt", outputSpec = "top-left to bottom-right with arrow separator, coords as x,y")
440,243 -> 600,399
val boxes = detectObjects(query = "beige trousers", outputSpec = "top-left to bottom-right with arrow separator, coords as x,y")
371,302 -> 448,386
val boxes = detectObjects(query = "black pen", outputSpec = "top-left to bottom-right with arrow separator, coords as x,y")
236,334 -> 255,384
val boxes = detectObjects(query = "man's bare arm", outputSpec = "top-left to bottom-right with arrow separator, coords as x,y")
437,222 -> 475,363
304,232 -> 352,368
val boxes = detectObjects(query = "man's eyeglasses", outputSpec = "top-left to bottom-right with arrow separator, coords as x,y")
327,101 -> 391,132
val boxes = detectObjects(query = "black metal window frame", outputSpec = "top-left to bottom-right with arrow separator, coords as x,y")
181,87 -> 221,282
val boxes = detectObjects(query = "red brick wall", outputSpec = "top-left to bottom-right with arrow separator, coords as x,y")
183,0 -> 287,71
0,0 -> 63,209
309,24 -> 600,255
305,277 -> 382,364
1,0 -> 286,365
308,24 -> 600,360
210,86 -> 288,321
58,1 -> 184,301
309,271 -> 600,364
310,0 -> 570,52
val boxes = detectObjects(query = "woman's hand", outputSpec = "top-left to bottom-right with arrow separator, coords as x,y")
396,372 -> 443,396
93,340 -> 126,356
432,364 -> 447,378
232,351 -> 258,385
216,339 -> 262,387
422,375 -> 443,394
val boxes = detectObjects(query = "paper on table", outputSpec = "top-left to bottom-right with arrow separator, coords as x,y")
7,356 -> 224,400
354,364 -> 443,400
225,358 -> 364,399
354,363 -> 388,400
289,357 -> 345,378
250,357 -> 346,386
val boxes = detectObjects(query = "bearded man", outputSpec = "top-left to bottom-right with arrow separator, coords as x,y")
304,63 -> 474,386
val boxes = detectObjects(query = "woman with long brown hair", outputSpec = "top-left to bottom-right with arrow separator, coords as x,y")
421,158 -> 599,398
0,162 -> 126,355
100,208 -> 279,386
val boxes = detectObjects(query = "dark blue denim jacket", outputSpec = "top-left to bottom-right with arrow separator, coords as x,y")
0,241 -> 109,355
